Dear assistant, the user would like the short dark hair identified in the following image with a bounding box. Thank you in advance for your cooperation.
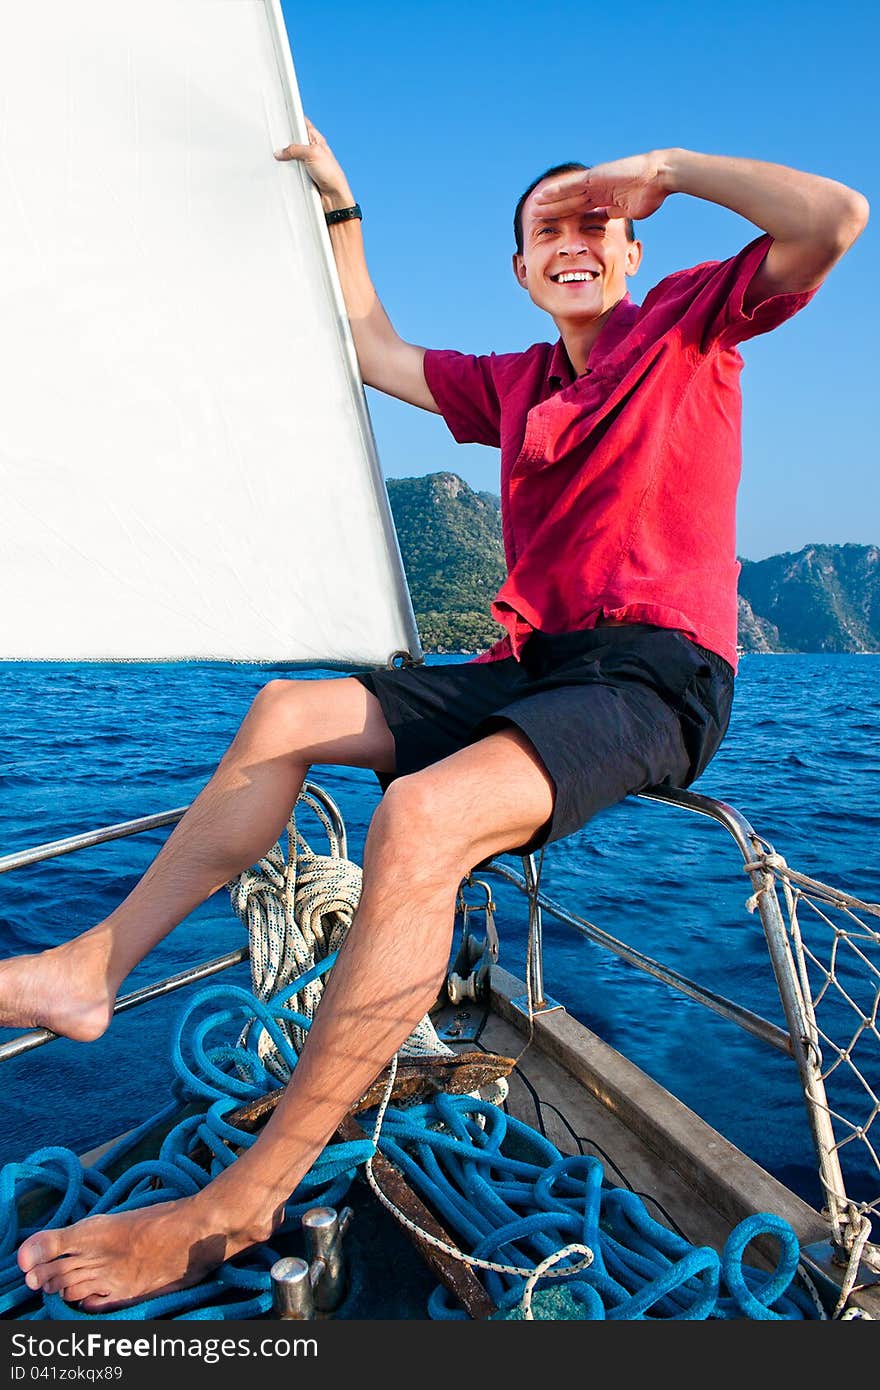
[514,162,636,254]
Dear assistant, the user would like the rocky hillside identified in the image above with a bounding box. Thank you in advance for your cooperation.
[738,545,880,653]
[736,595,781,653]
[386,473,879,655]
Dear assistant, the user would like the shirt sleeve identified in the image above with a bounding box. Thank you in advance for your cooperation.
[646,233,820,355]
[423,348,502,447]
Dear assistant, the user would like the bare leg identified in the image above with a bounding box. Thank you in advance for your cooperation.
[0,677,395,1041]
[17,726,555,1310]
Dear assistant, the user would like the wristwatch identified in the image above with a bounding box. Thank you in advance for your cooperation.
[324,204,362,226]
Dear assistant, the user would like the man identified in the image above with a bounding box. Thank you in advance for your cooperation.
[1,125,867,1309]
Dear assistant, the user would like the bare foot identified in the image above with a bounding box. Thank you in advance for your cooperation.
[17,1194,277,1312]
[0,928,117,1042]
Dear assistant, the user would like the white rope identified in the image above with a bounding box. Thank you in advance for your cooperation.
[227,792,452,1081]
[795,1262,829,1321]
[362,1055,594,1297]
[832,1212,874,1320]
[742,850,880,920]
[743,850,791,915]
[520,1244,595,1319]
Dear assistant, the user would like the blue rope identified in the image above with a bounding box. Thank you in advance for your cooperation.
[373,1094,818,1320]
[0,959,820,1321]
[0,956,371,1321]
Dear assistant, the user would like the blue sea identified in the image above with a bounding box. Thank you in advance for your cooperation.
[1,654,878,1219]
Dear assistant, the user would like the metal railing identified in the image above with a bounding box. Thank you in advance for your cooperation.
[0,782,346,1066]
[480,784,879,1271]
[2,781,877,1276]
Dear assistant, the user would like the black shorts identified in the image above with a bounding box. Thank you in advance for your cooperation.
[353,624,734,854]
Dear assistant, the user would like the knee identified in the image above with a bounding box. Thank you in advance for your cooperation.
[245,679,304,727]
[229,679,310,757]
[369,773,470,876]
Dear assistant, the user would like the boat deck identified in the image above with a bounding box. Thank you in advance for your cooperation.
[452,967,880,1317]
[6,964,878,1320]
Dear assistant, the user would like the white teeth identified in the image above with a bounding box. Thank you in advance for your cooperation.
[555,271,596,283]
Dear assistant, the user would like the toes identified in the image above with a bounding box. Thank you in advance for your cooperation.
[79,1292,123,1313]
[18,1229,71,1274]
[39,1258,90,1297]
[18,1229,87,1292]
[53,1279,100,1306]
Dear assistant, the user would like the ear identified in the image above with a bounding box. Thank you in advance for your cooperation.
[625,239,643,278]
[512,252,528,289]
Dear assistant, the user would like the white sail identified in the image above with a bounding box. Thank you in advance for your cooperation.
[0,1,421,666]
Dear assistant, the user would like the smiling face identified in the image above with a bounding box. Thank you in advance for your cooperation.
[513,181,642,325]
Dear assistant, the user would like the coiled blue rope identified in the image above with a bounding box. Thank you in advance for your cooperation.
[0,958,819,1321]
[373,1094,818,1320]
[0,954,371,1321]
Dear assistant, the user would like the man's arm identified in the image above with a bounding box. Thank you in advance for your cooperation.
[657,150,869,308]
[275,120,440,412]
[532,150,869,308]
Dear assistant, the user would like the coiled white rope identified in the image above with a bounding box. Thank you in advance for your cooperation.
[227,791,452,1081]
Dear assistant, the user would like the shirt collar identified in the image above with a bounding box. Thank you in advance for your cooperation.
[546,292,639,389]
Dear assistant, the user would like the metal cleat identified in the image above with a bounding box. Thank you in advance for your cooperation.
[271,1204,354,1318]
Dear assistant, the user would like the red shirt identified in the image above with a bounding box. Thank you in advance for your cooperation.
[422,233,817,672]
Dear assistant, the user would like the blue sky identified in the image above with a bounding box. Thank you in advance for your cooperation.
[280,0,877,561]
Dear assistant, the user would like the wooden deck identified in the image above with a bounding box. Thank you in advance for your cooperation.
[458,966,880,1316]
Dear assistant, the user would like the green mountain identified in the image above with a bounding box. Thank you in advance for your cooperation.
[387,473,879,655]
[386,473,507,653]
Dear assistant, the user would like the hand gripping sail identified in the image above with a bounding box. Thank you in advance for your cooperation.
[0,1,421,667]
